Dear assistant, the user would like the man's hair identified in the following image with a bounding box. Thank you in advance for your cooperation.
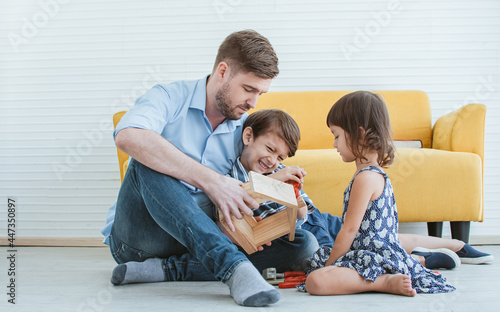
[326,91,395,167]
[243,109,300,157]
[213,30,279,79]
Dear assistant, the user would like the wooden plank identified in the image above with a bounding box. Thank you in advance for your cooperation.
[286,197,305,241]
[248,171,298,208]
[216,172,301,254]
[217,210,258,254]
[243,214,258,227]
[252,210,291,246]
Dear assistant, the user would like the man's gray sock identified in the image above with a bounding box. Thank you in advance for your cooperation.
[111,258,164,285]
[225,261,280,307]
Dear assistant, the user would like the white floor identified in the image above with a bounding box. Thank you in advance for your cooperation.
[2,245,499,312]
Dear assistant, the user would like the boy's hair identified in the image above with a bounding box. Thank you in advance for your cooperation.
[213,30,279,79]
[326,91,395,167]
[243,109,300,157]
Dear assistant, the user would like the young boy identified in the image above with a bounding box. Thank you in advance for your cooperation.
[232,109,493,269]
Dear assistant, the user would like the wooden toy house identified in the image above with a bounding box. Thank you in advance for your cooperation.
[217,171,306,254]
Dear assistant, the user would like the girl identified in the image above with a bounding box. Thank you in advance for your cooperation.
[300,91,455,296]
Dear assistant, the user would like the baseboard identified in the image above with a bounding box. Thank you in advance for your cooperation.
[0,235,498,247]
[469,235,500,245]
[0,237,106,247]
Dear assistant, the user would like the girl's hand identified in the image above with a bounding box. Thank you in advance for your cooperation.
[268,166,306,189]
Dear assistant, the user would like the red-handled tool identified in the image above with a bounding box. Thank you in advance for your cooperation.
[283,271,306,278]
[278,275,307,288]
[282,276,307,283]
[286,181,301,198]
[279,282,300,288]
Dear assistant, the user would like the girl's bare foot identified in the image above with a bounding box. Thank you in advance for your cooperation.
[382,274,417,297]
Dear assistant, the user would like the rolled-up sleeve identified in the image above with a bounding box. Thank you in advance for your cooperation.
[113,84,173,139]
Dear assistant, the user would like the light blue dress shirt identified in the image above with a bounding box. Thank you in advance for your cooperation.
[101,76,247,244]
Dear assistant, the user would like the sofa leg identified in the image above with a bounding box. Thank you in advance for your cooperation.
[450,221,470,244]
[427,222,443,238]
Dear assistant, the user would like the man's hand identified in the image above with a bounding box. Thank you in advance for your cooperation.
[115,128,260,232]
[257,241,272,251]
[268,166,306,189]
[204,175,259,232]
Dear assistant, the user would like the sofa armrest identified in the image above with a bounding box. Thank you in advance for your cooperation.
[432,104,486,164]
[122,159,129,182]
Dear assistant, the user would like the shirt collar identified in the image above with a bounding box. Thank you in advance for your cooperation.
[189,75,209,111]
[191,74,245,133]
[232,157,250,182]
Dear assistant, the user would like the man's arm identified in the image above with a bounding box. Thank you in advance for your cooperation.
[115,127,259,231]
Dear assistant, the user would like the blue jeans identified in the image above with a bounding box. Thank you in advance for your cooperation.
[109,158,318,282]
[302,209,343,248]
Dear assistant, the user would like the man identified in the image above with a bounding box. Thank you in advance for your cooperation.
[101,30,317,307]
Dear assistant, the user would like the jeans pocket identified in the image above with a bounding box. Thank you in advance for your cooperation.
[112,240,156,263]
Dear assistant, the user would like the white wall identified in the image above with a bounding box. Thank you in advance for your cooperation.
[0,0,499,243]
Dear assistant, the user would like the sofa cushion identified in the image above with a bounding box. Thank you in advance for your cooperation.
[283,148,482,223]
[255,90,432,148]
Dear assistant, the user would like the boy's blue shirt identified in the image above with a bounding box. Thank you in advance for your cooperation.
[228,157,316,228]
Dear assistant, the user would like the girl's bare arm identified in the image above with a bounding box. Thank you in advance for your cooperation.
[325,171,384,266]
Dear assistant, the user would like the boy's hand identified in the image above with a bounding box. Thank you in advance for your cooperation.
[268,166,306,189]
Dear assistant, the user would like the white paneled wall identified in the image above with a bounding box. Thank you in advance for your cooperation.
[0,0,499,242]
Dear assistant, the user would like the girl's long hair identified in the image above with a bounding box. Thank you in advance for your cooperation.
[326,91,395,167]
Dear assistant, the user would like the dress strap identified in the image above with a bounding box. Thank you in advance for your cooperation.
[354,166,387,179]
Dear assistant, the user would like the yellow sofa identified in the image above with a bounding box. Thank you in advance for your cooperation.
[113,90,486,243]
[255,90,486,243]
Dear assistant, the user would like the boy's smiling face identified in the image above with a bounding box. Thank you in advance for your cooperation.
[240,127,289,174]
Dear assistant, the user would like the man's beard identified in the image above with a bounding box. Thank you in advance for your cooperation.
[215,83,251,120]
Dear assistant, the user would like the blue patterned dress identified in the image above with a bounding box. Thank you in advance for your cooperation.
[298,166,455,293]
